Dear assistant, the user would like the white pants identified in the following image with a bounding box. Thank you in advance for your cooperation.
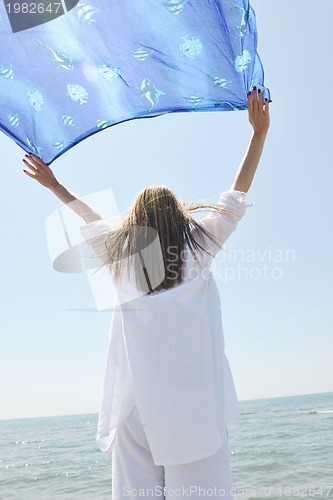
[111,405,234,500]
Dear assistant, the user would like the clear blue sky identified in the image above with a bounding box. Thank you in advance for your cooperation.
[1,0,332,420]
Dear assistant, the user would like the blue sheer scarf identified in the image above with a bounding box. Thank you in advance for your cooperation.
[0,0,271,164]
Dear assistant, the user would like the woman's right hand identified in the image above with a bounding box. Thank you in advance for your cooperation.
[22,153,59,189]
[248,87,270,136]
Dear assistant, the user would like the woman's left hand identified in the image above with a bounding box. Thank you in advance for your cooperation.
[22,153,59,189]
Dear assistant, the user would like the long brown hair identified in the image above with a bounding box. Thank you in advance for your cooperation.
[102,184,228,294]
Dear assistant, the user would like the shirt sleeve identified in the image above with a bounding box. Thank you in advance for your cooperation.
[80,219,114,264]
[195,189,254,258]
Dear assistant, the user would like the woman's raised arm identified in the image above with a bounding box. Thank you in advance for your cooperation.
[230,87,270,193]
[23,153,102,223]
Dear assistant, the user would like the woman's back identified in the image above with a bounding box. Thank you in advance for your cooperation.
[79,189,252,464]
[80,189,251,300]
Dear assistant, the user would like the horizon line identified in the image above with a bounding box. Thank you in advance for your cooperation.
[1,390,332,422]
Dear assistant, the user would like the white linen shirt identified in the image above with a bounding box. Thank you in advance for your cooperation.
[80,190,253,466]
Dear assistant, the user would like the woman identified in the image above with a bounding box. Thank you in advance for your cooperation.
[23,88,270,499]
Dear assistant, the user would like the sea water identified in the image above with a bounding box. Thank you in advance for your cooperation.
[1,392,332,499]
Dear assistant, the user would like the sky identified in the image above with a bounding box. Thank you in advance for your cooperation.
[0,0,332,420]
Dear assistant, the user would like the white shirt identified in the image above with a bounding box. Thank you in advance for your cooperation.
[80,189,253,466]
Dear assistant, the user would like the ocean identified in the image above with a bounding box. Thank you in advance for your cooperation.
[0,392,332,499]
